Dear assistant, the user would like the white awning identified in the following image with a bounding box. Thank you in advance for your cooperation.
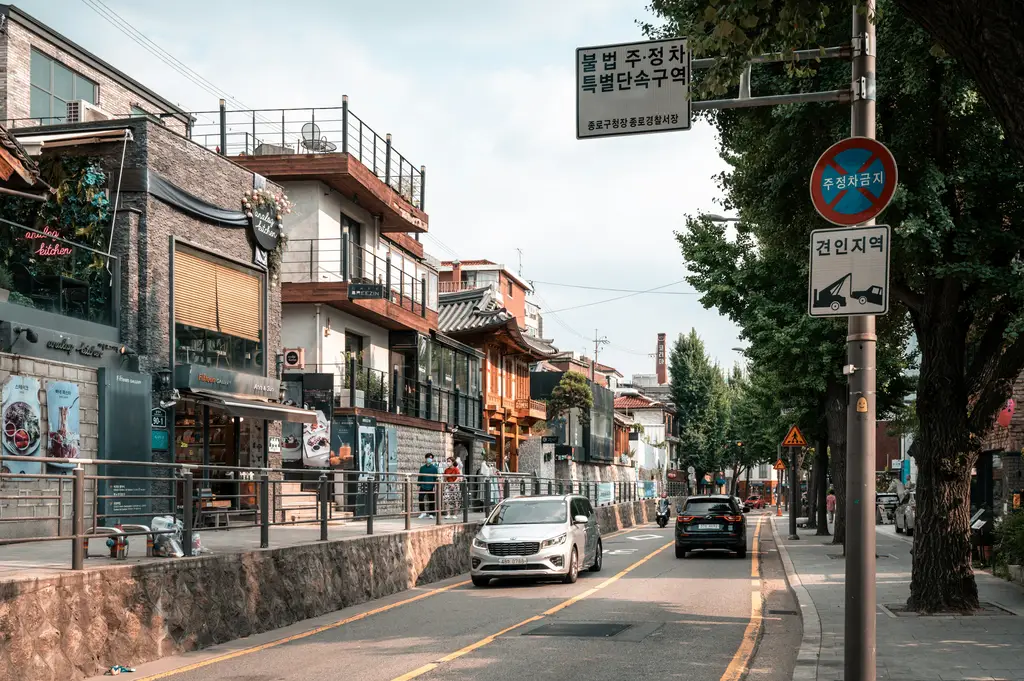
[16,128,133,155]
[186,390,317,424]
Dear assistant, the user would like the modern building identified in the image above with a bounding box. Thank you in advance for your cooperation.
[524,297,543,339]
[438,260,532,326]
[612,390,676,480]
[0,4,190,132]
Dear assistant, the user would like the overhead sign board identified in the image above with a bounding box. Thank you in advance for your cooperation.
[809,225,891,317]
[782,425,807,448]
[810,137,898,226]
[576,37,691,139]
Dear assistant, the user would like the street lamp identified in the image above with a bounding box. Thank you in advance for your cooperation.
[705,213,741,223]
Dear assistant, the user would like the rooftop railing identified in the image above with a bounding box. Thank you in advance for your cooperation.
[185,98,425,210]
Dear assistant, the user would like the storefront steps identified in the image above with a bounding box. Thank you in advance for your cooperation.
[0,496,678,681]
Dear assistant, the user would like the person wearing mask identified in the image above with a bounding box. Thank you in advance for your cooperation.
[826,489,837,524]
[418,453,439,519]
[442,456,462,519]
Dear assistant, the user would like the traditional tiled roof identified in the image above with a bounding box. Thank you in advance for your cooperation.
[614,394,655,409]
[438,287,555,360]
[0,123,47,191]
[440,259,496,267]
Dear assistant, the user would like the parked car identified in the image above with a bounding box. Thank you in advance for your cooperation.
[876,492,900,524]
[894,492,915,536]
[675,495,747,559]
[470,495,602,587]
[745,495,764,509]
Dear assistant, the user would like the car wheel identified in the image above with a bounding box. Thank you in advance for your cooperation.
[472,576,490,587]
[563,547,579,584]
[859,296,867,305]
[675,544,686,559]
[590,540,603,572]
[736,543,747,559]
[831,301,841,311]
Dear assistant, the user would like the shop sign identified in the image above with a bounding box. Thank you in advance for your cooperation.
[151,408,167,429]
[250,203,280,252]
[151,429,169,450]
[348,283,386,300]
[2,375,42,474]
[24,226,73,257]
[174,364,280,399]
[46,381,80,470]
[97,369,153,525]
[541,435,558,444]
[268,436,281,453]
[8,326,126,369]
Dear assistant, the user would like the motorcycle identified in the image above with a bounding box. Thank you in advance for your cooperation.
[656,501,671,528]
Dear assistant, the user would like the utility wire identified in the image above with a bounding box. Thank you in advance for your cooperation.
[542,280,689,314]
[529,279,696,295]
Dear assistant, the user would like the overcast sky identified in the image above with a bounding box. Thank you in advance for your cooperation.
[22,0,742,377]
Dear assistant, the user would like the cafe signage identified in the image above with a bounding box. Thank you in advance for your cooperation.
[249,203,280,252]
[174,364,280,399]
[348,283,387,300]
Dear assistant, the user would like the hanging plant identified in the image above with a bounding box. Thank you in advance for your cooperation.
[241,188,293,280]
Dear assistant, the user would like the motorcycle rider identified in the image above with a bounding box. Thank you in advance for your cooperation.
[657,492,672,515]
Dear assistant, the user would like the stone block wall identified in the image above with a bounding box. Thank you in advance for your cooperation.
[394,423,452,474]
[0,354,98,539]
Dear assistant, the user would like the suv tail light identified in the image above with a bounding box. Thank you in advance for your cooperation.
[678,515,696,523]
[725,515,743,522]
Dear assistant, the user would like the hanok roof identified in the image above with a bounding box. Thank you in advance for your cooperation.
[438,287,555,360]
[0,123,48,193]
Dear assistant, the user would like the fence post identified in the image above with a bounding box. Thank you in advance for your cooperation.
[218,99,227,156]
[385,252,392,299]
[341,95,349,153]
[319,474,329,541]
[405,475,412,530]
[71,466,85,570]
[503,478,510,500]
[426,377,433,420]
[454,387,461,428]
[435,476,442,526]
[182,471,194,557]
[421,276,427,317]
[251,111,256,154]
[420,166,427,210]
[547,480,552,496]
[398,157,405,197]
[391,367,399,414]
[260,473,269,548]
[367,476,376,535]
[462,479,469,523]
[308,239,314,280]
[349,357,357,408]
[342,231,349,281]
[384,133,392,187]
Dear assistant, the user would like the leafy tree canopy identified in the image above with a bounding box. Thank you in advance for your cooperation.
[547,372,594,426]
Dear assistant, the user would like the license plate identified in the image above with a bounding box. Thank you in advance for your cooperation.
[697,524,720,530]
[498,556,527,565]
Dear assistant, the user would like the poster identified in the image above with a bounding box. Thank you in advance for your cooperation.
[2,376,42,475]
[46,381,81,472]
[301,374,333,469]
[280,376,303,462]
[331,415,356,470]
[357,416,376,480]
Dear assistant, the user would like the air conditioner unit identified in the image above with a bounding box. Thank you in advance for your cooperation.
[283,348,306,369]
[66,100,115,123]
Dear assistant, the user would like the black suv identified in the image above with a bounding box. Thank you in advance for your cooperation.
[675,495,747,559]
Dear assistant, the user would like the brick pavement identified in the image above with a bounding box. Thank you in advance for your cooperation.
[773,514,1024,681]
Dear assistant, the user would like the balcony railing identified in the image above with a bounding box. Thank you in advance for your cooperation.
[516,398,548,420]
[0,219,119,327]
[281,236,438,313]
[183,100,425,210]
[439,280,498,294]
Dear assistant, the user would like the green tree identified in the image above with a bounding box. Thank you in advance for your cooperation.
[547,371,594,426]
[648,0,1024,611]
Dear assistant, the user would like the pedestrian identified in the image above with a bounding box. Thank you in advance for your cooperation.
[443,456,461,519]
[417,453,439,519]
[826,488,836,524]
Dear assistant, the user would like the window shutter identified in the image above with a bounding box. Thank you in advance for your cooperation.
[215,265,262,342]
[174,251,219,333]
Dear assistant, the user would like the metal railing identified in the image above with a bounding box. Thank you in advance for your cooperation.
[0,454,677,571]
[281,235,436,313]
[439,280,497,294]
[183,100,425,210]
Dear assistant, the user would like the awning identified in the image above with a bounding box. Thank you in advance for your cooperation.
[186,390,317,424]
[452,426,496,444]
[16,128,133,155]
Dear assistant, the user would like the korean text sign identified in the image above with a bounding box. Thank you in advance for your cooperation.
[808,225,891,317]
[576,37,691,139]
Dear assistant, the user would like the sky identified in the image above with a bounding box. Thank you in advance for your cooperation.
[19,0,743,377]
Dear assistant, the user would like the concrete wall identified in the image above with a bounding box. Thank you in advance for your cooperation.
[0,496,677,681]
[280,303,391,374]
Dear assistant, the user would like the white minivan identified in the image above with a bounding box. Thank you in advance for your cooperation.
[470,495,602,587]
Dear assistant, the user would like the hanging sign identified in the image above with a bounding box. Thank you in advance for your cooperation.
[810,137,898,226]
[249,203,280,251]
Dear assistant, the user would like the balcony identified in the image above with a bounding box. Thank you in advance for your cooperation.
[516,398,547,421]
[281,236,438,334]
[184,101,427,233]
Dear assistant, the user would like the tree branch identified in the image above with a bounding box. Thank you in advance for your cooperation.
[891,281,924,315]
[968,332,1024,435]
[965,309,1012,397]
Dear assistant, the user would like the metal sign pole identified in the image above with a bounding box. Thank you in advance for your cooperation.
[789,445,800,540]
[846,3,878,680]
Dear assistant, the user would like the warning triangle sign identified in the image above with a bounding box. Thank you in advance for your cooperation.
[782,425,807,448]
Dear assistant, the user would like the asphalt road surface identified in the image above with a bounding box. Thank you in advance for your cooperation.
[109,513,799,681]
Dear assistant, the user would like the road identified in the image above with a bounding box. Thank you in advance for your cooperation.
[108,513,800,681]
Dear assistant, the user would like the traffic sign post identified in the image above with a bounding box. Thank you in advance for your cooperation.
[773,458,787,517]
[782,425,805,540]
[575,38,691,139]
[809,225,891,317]
[810,137,897,226]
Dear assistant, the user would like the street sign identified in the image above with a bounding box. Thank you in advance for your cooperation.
[773,459,787,471]
[575,37,691,140]
[809,136,898,226]
[782,425,807,448]
[541,435,559,444]
[151,408,167,429]
[809,224,891,317]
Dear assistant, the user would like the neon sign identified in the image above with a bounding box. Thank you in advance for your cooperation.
[24,227,73,257]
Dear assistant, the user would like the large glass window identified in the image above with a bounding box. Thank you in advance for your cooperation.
[30,49,97,122]
[455,354,468,393]
[175,324,262,374]
[441,347,454,389]
[469,356,481,396]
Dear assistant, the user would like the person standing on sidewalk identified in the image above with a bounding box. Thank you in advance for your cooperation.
[442,456,461,519]
[417,453,439,519]
[826,489,836,524]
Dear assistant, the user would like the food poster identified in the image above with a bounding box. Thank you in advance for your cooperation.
[2,376,42,475]
[280,376,303,462]
[357,416,377,480]
[46,381,80,472]
[330,415,356,470]
[301,374,333,469]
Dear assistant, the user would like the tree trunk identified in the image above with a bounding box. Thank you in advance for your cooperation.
[907,303,979,613]
[815,437,831,536]
[806,450,819,529]
[825,379,847,546]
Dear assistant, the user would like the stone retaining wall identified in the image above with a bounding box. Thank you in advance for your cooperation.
[0,496,678,681]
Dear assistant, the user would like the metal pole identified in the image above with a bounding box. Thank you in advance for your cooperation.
[384,133,392,187]
[320,474,329,541]
[435,475,442,526]
[420,165,427,210]
[182,471,194,557]
[462,478,469,523]
[341,95,349,153]
[846,4,877,680]
[405,475,412,531]
[789,446,800,540]
[71,466,85,570]
[260,473,270,548]
[367,476,376,535]
[218,99,227,156]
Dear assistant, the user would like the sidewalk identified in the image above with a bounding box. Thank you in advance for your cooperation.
[773,515,1024,681]
[0,512,488,582]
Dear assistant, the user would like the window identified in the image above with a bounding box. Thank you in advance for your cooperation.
[507,281,514,297]
[345,332,365,366]
[30,49,97,122]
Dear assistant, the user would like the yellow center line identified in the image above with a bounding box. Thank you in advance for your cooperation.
[719,514,765,681]
[388,539,675,681]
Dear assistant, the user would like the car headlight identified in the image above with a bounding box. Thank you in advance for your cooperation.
[541,533,567,549]
[472,536,488,550]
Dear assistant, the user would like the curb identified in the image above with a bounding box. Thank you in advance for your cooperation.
[770,516,822,681]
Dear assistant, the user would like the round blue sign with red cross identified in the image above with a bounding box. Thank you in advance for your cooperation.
[810,137,898,226]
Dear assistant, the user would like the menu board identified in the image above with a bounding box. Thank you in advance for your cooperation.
[2,376,42,475]
[301,373,333,469]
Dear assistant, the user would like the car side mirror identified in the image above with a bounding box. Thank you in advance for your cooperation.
[574,515,588,524]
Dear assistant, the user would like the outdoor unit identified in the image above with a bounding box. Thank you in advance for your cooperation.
[283,348,306,369]
[66,100,115,123]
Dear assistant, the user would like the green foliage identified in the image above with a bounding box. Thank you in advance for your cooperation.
[548,372,594,426]
[670,329,733,474]
[995,512,1024,567]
